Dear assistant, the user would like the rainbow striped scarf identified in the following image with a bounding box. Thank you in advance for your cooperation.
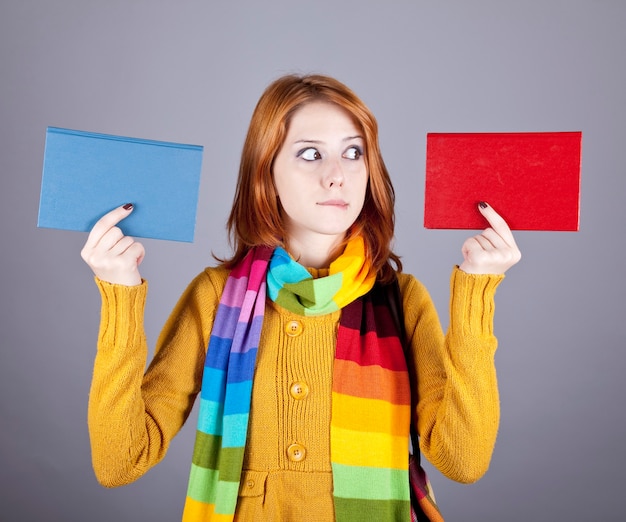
[183,237,412,521]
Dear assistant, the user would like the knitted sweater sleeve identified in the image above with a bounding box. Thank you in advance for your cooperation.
[398,267,505,484]
[88,269,225,487]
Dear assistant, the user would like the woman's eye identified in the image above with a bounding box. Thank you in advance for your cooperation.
[299,148,321,161]
[343,146,362,160]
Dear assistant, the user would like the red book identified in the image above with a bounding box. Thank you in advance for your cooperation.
[424,131,582,231]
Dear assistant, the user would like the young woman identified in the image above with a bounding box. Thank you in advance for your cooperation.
[81,74,521,521]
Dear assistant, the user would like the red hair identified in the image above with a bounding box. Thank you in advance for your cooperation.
[221,74,402,282]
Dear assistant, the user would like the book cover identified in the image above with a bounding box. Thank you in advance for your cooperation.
[424,131,582,231]
[38,127,204,242]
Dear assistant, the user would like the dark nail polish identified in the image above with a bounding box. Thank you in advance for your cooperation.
[479,201,488,209]
[123,203,133,211]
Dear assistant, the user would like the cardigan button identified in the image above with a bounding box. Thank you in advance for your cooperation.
[289,381,310,400]
[286,443,306,462]
[285,320,303,337]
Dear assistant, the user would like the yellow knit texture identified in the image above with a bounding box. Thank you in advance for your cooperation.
[88,267,503,518]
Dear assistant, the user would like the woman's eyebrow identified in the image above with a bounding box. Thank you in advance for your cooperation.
[293,135,364,145]
[293,139,323,145]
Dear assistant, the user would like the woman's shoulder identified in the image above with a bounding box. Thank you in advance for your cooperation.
[177,265,231,302]
[396,271,428,295]
[201,264,230,282]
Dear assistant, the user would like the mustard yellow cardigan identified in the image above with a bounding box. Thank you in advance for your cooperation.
[88,266,503,519]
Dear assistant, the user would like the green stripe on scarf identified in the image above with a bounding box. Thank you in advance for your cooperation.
[334,498,411,520]
[332,463,411,499]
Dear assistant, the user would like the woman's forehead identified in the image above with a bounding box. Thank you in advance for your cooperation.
[285,101,362,139]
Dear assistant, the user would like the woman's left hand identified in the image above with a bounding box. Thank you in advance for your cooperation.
[458,202,522,275]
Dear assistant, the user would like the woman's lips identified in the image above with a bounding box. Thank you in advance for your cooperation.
[317,200,348,208]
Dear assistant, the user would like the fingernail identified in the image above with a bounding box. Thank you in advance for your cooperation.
[123,203,133,211]
[479,201,488,209]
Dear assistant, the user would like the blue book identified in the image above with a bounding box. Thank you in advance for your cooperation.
[38,127,204,242]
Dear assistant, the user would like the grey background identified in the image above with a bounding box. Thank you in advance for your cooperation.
[1,1,624,521]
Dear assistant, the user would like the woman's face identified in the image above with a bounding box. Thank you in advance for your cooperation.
[272,101,368,251]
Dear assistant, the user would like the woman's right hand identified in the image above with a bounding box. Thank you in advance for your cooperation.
[80,204,145,286]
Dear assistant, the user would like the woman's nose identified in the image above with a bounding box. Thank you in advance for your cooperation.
[323,159,344,188]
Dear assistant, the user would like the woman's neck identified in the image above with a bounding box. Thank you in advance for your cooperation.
[284,233,345,268]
